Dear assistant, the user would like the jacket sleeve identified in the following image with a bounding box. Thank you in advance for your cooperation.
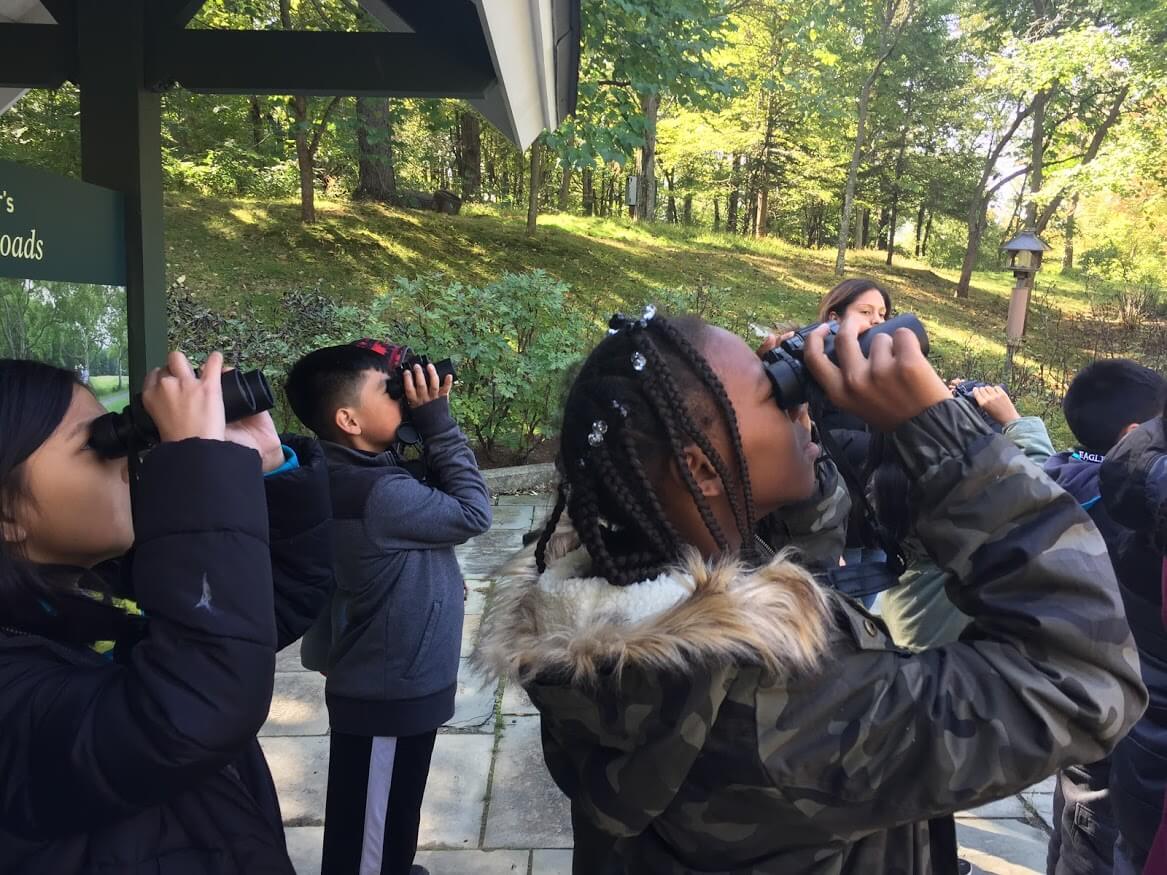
[764,399,1147,835]
[266,434,334,651]
[757,458,850,570]
[1002,415,1056,466]
[1100,415,1167,554]
[0,440,276,838]
[364,397,492,549]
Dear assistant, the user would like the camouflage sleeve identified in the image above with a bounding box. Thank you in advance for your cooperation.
[529,665,736,839]
[756,457,850,570]
[764,399,1147,833]
[1002,415,1055,466]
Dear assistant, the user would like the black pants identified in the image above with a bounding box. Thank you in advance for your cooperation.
[1047,765,1118,875]
[321,730,438,875]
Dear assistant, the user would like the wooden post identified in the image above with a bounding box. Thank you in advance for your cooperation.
[78,0,166,389]
[1003,275,1032,386]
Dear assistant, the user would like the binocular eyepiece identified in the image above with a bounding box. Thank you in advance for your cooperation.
[88,369,275,459]
[761,313,930,409]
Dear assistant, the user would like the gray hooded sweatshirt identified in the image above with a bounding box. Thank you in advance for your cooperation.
[312,397,491,736]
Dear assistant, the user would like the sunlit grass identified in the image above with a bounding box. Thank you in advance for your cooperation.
[165,194,1153,450]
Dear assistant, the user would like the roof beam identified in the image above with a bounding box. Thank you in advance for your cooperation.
[37,0,75,28]
[163,0,208,27]
[0,24,73,88]
[160,29,495,98]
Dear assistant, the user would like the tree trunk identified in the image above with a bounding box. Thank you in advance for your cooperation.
[515,151,524,204]
[713,196,721,231]
[459,112,482,201]
[355,97,397,201]
[885,136,908,266]
[835,69,879,275]
[636,92,660,221]
[249,96,264,150]
[526,139,542,236]
[957,195,988,298]
[665,168,678,223]
[582,167,595,215]
[876,206,890,250]
[727,153,741,232]
[860,208,871,248]
[755,187,769,237]
[1063,193,1079,269]
[1026,90,1048,228]
[755,94,777,239]
[914,202,926,256]
[558,164,572,211]
[1035,85,1128,233]
[683,194,693,226]
[922,210,932,256]
[292,95,315,223]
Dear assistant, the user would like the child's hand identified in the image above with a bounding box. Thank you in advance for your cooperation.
[226,410,285,472]
[972,385,1021,426]
[142,351,227,443]
[403,362,453,408]
[803,316,950,431]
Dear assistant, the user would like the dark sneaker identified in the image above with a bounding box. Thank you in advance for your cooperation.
[409,867,430,875]
[958,858,973,875]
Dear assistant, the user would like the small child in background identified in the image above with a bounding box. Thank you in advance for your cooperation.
[1043,359,1167,875]
[286,341,492,875]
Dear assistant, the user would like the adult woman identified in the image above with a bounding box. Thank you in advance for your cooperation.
[0,353,333,874]
[816,279,893,582]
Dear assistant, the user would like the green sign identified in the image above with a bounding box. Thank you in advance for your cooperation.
[0,160,126,286]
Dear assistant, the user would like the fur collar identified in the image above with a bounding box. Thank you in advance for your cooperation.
[473,528,836,687]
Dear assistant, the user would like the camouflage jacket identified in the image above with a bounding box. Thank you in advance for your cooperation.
[755,456,851,571]
[474,399,1147,874]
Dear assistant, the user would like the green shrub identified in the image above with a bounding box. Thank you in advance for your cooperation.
[378,270,594,461]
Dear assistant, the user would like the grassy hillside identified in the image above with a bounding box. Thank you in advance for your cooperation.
[166,194,1162,449]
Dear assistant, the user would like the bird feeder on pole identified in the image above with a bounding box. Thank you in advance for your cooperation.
[1000,228,1051,385]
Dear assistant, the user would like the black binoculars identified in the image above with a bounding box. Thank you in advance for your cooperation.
[761,313,930,409]
[385,352,457,401]
[88,369,275,459]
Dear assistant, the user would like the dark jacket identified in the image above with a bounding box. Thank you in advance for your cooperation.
[475,400,1147,874]
[1097,417,1167,872]
[819,402,873,550]
[0,435,334,875]
[313,397,492,737]
[1044,448,1139,875]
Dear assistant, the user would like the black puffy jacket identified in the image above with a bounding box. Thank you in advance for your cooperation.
[1099,416,1167,869]
[0,435,333,875]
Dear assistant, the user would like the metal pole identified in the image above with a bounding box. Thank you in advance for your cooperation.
[77,0,167,390]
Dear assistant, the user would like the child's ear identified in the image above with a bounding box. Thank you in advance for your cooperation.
[680,445,724,498]
[334,407,362,437]
[1117,422,1141,442]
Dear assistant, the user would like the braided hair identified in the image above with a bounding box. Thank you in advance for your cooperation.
[535,311,757,587]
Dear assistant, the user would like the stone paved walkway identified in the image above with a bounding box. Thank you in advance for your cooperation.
[265,493,1057,875]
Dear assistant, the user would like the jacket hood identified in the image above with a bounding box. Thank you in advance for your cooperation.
[1044,450,1103,506]
[473,521,835,692]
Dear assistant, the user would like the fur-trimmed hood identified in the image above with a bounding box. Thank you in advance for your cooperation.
[472,526,836,689]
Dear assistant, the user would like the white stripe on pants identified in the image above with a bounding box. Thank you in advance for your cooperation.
[359,736,398,875]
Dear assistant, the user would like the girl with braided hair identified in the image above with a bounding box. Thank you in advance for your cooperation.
[474,309,1146,875]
